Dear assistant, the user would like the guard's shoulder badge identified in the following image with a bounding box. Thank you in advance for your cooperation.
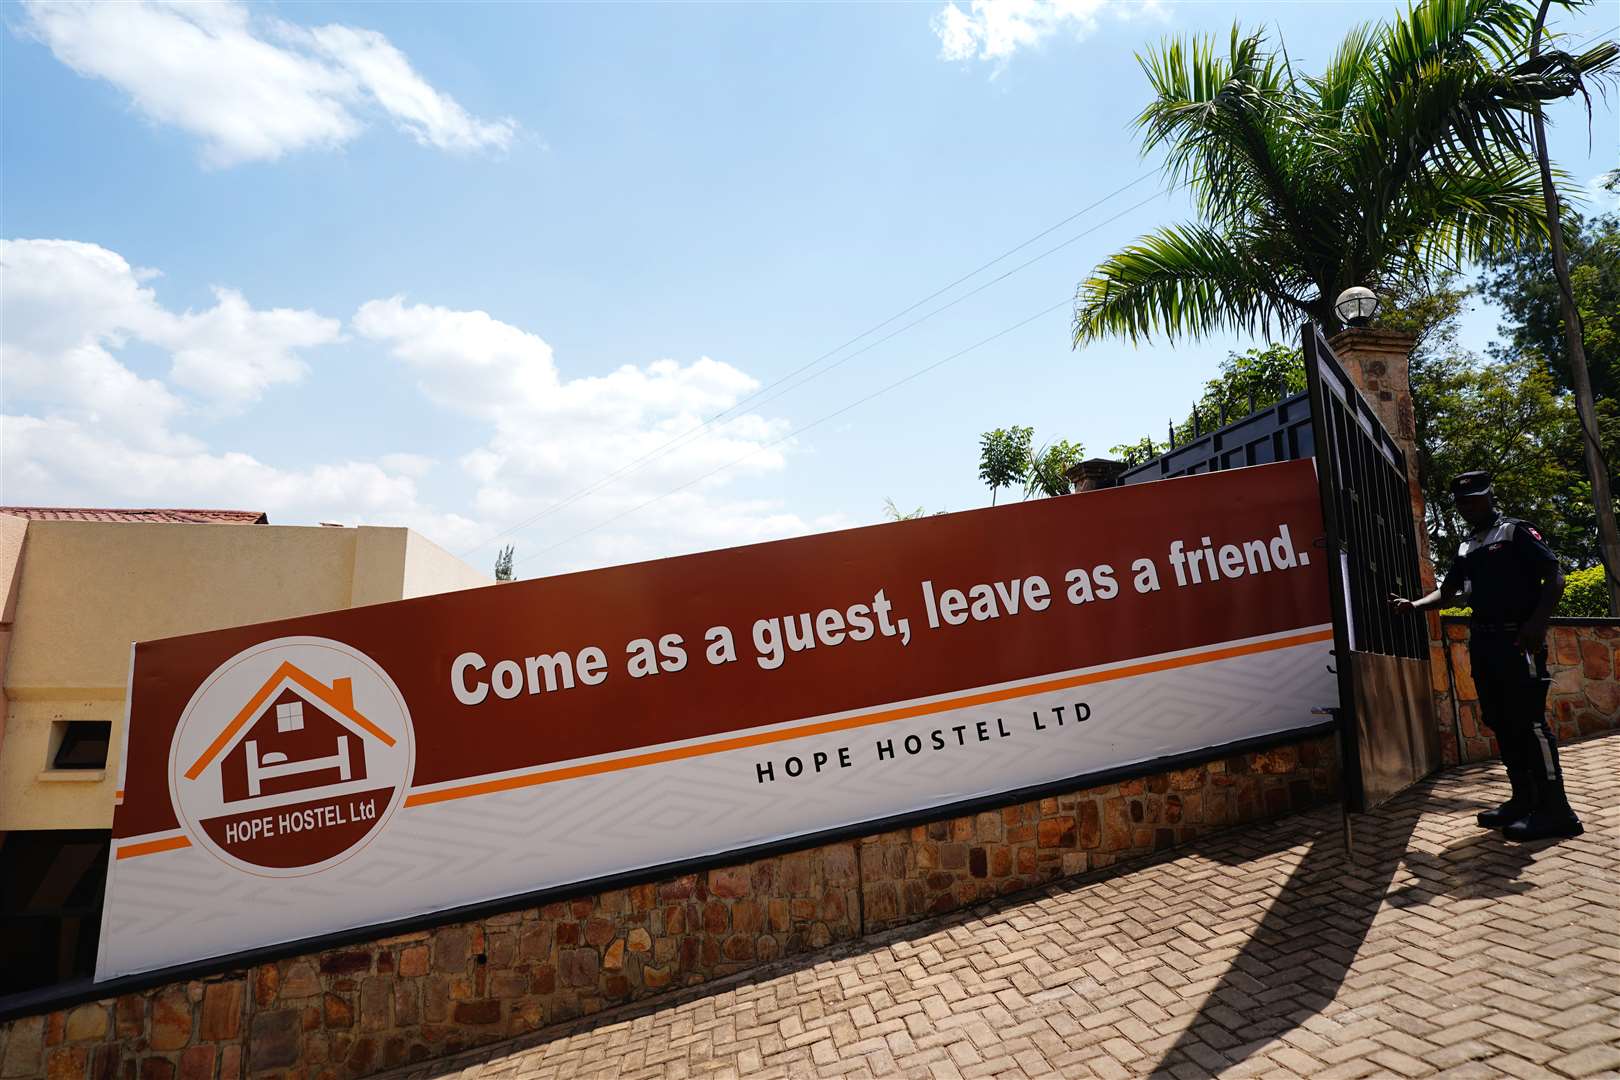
[1507,517,1544,540]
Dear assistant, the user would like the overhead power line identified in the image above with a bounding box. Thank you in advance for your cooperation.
[455,172,1161,559]
[490,17,1620,570]
[518,190,1168,563]
[690,188,1167,432]
[517,296,1075,567]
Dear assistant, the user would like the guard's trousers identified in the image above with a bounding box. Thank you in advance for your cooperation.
[1470,628,1571,813]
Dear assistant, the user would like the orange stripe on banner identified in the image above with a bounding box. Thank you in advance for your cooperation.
[404,629,1333,809]
[116,835,192,860]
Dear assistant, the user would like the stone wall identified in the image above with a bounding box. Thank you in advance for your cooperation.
[858,740,1334,930]
[1432,617,1620,765]
[0,735,1335,1080]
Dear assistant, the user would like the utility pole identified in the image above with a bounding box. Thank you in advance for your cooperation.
[1528,0,1620,614]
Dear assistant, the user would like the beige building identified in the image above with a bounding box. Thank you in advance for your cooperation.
[0,508,490,994]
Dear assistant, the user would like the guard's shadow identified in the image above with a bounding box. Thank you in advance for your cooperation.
[1148,782,1496,1077]
[1386,829,1536,907]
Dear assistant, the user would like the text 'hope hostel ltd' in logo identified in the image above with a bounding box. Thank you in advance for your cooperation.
[168,637,415,876]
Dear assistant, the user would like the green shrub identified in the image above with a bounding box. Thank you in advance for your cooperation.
[1559,565,1610,618]
[1429,564,1609,619]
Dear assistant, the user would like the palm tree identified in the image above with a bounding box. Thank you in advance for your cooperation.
[1073,0,1618,344]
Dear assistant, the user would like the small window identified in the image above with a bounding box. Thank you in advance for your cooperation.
[52,722,112,770]
[276,702,305,733]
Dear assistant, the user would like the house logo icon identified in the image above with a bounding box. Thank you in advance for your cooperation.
[168,636,414,876]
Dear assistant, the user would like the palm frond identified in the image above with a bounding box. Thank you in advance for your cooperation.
[1133,27,1329,242]
[1075,0,1619,349]
[1380,0,1532,77]
[1400,155,1553,267]
[1072,225,1312,345]
[1307,22,1378,122]
[1349,1,1617,192]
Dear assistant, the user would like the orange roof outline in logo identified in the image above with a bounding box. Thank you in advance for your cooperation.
[183,661,396,781]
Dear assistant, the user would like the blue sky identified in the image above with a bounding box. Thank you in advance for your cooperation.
[3,0,1617,579]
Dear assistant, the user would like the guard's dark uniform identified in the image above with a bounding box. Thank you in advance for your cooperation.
[1443,513,1578,831]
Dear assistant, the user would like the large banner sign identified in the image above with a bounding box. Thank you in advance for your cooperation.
[100,460,1335,980]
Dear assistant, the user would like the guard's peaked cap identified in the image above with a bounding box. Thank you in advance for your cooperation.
[1449,471,1493,499]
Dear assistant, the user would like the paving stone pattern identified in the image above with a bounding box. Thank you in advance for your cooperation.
[387,734,1620,1080]
[0,738,1337,1080]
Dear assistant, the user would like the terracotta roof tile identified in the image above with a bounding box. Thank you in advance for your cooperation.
[0,507,268,524]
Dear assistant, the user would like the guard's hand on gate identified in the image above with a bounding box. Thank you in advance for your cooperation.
[1388,593,1415,613]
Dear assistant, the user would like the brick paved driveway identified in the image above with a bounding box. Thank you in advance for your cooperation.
[392,735,1620,1079]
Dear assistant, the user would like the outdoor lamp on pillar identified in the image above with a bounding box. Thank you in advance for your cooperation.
[1334,286,1380,327]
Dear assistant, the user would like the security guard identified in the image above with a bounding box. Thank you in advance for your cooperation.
[1390,471,1582,841]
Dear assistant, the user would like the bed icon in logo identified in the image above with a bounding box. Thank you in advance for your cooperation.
[218,669,375,802]
[168,637,414,876]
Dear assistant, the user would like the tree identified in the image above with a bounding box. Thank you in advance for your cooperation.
[1109,343,1304,461]
[1481,211,1619,402]
[1482,210,1620,608]
[494,544,515,582]
[1522,1,1620,614]
[1108,436,1165,468]
[1359,271,1618,573]
[1559,565,1609,615]
[1387,273,1617,570]
[1178,343,1304,442]
[882,497,927,521]
[1072,0,1619,346]
[1410,348,1597,567]
[882,498,948,520]
[1026,440,1086,498]
[1379,272,1474,358]
[978,426,1034,505]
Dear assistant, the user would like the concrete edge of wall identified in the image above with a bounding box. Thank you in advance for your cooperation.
[0,732,1339,1080]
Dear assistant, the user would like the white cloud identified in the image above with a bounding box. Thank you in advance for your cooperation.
[165,287,341,408]
[2,412,486,547]
[2,240,840,576]
[0,238,339,415]
[303,24,515,154]
[352,297,820,572]
[378,453,437,478]
[1587,172,1620,213]
[20,0,515,166]
[352,297,791,487]
[0,239,480,543]
[0,239,186,446]
[932,0,1164,66]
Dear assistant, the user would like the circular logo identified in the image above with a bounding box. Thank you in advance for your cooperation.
[168,636,414,877]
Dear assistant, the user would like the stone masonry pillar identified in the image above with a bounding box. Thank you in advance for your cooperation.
[1329,327,1456,766]
[1326,327,1435,592]
[1064,458,1126,494]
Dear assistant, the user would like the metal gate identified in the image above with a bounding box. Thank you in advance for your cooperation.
[1302,325,1439,812]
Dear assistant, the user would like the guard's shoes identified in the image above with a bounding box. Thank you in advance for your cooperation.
[1503,810,1584,842]
[1477,800,1530,829]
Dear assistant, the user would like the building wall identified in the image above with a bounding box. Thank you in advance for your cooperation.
[0,734,1336,1080]
[0,519,488,834]
[1431,616,1620,765]
[400,533,495,601]
[0,515,31,786]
